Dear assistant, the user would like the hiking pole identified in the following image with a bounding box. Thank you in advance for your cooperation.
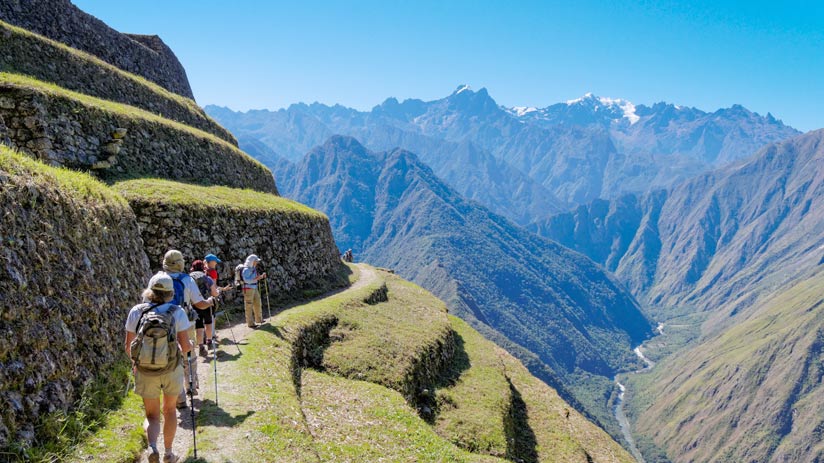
[219,293,242,354]
[187,352,198,459]
[211,299,219,406]
[263,277,272,320]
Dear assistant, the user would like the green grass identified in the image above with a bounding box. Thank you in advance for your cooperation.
[11,362,140,463]
[300,370,500,462]
[321,277,454,396]
[0,145,127,207]
[114,178,325,217]
[0,72,267,174]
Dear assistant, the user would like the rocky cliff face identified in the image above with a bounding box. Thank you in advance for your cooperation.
[0,0,194,98]
[0,147,149,449]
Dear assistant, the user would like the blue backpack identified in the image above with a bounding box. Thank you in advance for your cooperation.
[170,273,197,322]
[170,274,187,307]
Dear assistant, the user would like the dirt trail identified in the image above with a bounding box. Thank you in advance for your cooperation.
[142,263,376,462]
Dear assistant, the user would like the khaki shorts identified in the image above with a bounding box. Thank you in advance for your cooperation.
[134,363,184,399]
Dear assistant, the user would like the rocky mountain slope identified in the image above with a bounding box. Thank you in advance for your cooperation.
[535,128,824,462]
[533,129,824,322]
[207,86,798,224]
[274,135,655,435]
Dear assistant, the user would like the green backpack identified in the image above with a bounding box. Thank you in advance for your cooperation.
[129,303,180,376]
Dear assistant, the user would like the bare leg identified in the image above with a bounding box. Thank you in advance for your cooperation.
[161,393,178,451]
[143,397,161,448]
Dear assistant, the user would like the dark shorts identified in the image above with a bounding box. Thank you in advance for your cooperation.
[195,307,213,328]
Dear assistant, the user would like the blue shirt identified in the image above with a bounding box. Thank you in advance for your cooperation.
[242,266,258,289]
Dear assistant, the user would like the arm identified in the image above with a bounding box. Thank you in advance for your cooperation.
[124,331,135,357]
[209,278,220,298]
[177,331,192,355]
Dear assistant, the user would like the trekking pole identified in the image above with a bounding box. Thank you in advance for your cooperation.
[187,352,198,459]
[211,299,219,406]
[264,277,272,320]
[219,292,242,354]
[124,371,132,398]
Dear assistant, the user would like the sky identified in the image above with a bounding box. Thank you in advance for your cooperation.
[73,0,824,131]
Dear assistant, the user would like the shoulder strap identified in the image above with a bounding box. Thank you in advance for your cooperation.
[135,302,164,331]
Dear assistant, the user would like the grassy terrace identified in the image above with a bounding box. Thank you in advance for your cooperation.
[0,20,235,144]
[115,178,324,217]
[0,145,126,206]
[0,72,268,175]
[61,266,633,462]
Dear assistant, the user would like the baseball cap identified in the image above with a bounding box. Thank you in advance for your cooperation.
[204,253,222,263]
[148,271,173,292]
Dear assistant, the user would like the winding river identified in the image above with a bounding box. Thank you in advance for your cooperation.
[614,329,660,463]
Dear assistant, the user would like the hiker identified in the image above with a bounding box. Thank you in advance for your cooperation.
[240,254,267,328]
[343,249,354,263]
[125,272,191,463]
[204,253,233,292]
[162,250,215,408]
[190,260,220,357]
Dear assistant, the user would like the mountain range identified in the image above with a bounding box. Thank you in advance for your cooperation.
[210,85,823,462]
[207,86,798,226]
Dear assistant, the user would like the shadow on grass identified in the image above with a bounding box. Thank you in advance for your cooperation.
[197,398,255,428]
[504,378,539,463]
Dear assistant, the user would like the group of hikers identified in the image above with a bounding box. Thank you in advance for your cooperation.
[124,250,268,463]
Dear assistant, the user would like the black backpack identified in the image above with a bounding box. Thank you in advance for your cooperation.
[190,271,210,300]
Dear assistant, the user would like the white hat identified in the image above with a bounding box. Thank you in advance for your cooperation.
[148,271,173,292]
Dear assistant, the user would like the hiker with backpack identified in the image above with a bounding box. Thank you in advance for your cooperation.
[190,260,220,357]
[162,250,215,409]
[125,272,191,463]
[204,253,233,292]
[238,254,267,328]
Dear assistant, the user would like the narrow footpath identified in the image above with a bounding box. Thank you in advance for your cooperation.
[158,264,377,462]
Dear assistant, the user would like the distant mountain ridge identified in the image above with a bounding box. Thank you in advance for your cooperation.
[274,135,655,437]
[534,128,824,462]
[207,86,798,224]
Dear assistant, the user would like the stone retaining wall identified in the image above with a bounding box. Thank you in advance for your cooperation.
[0,0,194,98]
[0,83,277,193]
[0,148,149,448]
[118,182,343,300]
[0,21,237,144]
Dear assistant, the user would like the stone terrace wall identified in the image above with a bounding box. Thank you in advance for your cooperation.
[0,148,149,448]
[0,0,194,98]
[0,21,237,144]
[0,83,277,194]
[117,180,344,300]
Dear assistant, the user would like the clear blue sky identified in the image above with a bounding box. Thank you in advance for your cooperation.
[74,0,823,131]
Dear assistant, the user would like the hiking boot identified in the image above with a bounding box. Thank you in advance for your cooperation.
[199,344,208,357]
[176,401,188,409]
[163,453,180,463]
[147,450,160,463]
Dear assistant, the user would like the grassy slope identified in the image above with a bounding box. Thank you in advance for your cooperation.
[0,19,234,143]
[115,178,323,217]
[0,145,126,206]
[0,72,267,174]
[627,268,824,463]
[64,266,633,462]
